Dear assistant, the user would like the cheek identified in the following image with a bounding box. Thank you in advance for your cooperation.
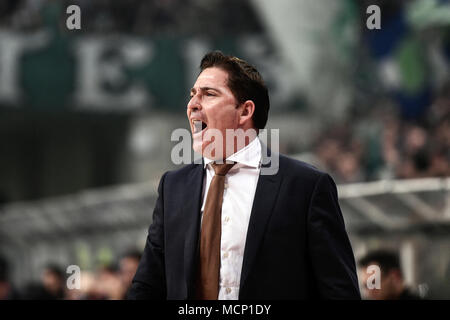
[210,110,238,128]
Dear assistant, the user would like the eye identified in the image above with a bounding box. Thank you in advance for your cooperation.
[205,91,216,96]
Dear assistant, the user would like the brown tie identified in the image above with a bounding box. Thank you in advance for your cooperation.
[196,162,235,300]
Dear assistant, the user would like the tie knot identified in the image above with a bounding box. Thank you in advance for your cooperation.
[211,162,235,176]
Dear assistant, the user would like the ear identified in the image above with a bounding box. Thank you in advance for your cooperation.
[239,100,255,126]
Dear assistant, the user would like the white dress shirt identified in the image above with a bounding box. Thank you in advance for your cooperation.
[201,137,262,300]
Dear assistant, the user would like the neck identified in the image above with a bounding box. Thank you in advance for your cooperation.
[224,132,257,159]
[201,127,258,161]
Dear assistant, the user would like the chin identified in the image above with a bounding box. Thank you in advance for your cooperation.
[196,141,225,160]
[192,140,203,155]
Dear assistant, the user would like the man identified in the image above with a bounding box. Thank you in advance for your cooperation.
[358,249,422,300]
[41,264,66,299]
[118,250,142,299]
[0,255,20,300]
[128,51,360,300]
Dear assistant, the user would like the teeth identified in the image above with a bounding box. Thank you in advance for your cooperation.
[193,120,202,133]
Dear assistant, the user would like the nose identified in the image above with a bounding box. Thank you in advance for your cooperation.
[187,94,201,112]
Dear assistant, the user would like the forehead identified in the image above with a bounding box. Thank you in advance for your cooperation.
[193,67,229,88]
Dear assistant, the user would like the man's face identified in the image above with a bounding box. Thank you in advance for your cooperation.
[359,264,398,300]
[187,67,242,159]
[42,270,62,294]
[119,257,139,288]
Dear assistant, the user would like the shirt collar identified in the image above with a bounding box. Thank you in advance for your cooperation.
[203,137,262,169]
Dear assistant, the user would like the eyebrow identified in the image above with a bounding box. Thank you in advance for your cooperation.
[190,87,222,95]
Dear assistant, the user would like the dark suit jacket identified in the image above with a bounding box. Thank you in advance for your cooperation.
[128,151,361,300]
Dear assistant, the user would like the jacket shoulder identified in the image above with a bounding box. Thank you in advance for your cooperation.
[165,163,200,177]
[161,163,203,186]
[278,153,328,180]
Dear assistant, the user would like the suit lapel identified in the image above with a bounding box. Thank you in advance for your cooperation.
[182,163,205,298]
[239,147,282,294]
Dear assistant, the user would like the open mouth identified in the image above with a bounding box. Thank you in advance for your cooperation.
[192,120,207,134]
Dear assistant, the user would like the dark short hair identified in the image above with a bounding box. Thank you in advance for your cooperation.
[199,51,270,129]
[359,249,402,276]
[44,264,64,279]
[121,250,142,262]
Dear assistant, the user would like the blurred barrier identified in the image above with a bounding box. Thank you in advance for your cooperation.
[0,180,158,287]
[338,177,450,298]
[338,177,450,232]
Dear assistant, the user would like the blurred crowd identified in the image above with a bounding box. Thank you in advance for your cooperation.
[1,248,426,300]
[0,0,262,36]
[312,85,450,184]
[0,250,141,300]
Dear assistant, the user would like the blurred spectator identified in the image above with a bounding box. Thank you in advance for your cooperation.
[358,249,422,300]
[335,151,364,183]
[119,250,141,299]
[314,124,366,183]
[20,263,67,299]
[84,264,123,300]
[0,255,20,300]
[21,282,55,300]
[64,270,95,300]
[41,264,66,299]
